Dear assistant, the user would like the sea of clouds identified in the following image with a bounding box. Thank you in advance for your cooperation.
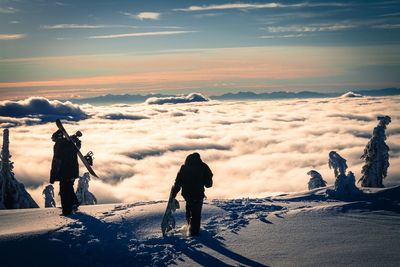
[1,95,399,207]
[0,97,88,127]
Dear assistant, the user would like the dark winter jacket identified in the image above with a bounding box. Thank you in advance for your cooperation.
[50,137,80,183]
[171,153,213,200]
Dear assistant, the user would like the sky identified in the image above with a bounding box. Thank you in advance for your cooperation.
[1,0,400,99]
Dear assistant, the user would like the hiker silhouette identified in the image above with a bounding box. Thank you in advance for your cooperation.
[171,152,213,236]
[50,127,81,215]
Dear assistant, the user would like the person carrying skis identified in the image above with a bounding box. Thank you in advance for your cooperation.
[171,152,213,236]
[50,128,81,215]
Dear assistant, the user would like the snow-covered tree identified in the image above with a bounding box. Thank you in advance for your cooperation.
[0,129,38,209]
[359,116,391,188]
[328,151,359,198]
[42,184,56,208]
[328,151,347,178]
[307,170,327,190]
[76,172,97,205]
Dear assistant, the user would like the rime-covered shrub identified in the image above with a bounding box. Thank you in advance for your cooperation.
[327,151,360,198]
[359,116,391,187]
[76,172,97,205]
[42,184,56,208]
[307,170,327,190]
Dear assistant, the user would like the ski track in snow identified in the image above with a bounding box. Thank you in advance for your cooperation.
[209,198,285,234]
[45,198,286,266]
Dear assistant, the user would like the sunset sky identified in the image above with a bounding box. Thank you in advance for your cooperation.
[1,0,400,100]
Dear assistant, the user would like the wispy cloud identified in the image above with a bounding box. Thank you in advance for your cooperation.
[0,34,26,40]
[372,24,400,29]
[136,12,161,20]
[0,7,17,14]
[55,37,71,41]
[121,11,161,20]
[174,2,349,11]
[378,12,400,17]
[194,12,227,18]
[259,33,313,38]
[88,30,195,39]
[55,2,68,6]
[41,24,182,30]
[41,24,110,29]
[175,3,296,11]
[266,24,356,33]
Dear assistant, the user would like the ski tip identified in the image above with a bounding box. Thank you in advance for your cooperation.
[55,119,62,127]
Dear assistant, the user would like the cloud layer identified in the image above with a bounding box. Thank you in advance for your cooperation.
[0,97,88,127]
[3,96,399,207]
[99,112,149,121]
[145,93,209,105]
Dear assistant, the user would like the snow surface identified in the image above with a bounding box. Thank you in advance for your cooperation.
[1,187,399,266]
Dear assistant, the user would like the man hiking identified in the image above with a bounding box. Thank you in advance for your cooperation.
[50,128,81,216]
[171,152,213,236]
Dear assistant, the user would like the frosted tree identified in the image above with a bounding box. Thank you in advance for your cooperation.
[359,116,391,187]
[328,151,359,198]
[76,172,97,205]
[307,170,327,190]
[0,129,39,209]
[328,151,347,178]
[42,184,56,208]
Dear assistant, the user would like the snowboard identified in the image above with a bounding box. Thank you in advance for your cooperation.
[55,119,99,178]
[161,186,180,236]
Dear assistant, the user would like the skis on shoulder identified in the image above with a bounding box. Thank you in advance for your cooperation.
[55,119,99,178]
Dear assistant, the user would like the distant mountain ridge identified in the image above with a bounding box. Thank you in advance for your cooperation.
[70,88,400,104]
[211,88,400,100]
[355,87,400,96]
[211,90,335,100]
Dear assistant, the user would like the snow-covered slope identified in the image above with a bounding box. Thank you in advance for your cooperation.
[1,187,399,267]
